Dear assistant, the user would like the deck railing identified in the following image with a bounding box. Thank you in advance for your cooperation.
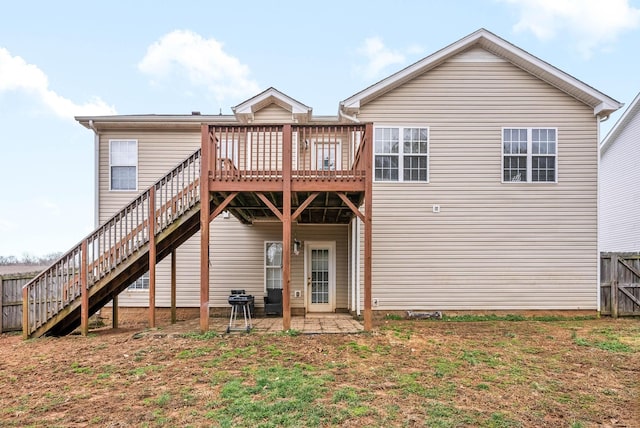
[209,124,368,181]
[22,149,201,337]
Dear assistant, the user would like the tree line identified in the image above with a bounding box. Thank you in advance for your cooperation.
[0,252,62,266]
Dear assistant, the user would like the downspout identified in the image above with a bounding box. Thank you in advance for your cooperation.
[350,219,356,312]
[88,120,99,228]
[596,113,604,316]
[339,108,360,123]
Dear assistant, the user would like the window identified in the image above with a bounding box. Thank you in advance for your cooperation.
[127,271,149,291]
[374,127,428,182]
[110,140,137,190]
[312,140,342,171]
[265,242,282,290]
[503,128,557,182]
[217,137,239,170]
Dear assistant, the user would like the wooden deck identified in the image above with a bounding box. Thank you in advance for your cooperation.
[22,123,373,338]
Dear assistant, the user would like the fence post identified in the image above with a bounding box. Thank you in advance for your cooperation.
[0,276,4,334]
[22,280,28,339]
[611,253,618,319]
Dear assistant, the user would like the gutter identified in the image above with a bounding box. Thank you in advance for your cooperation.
[88,120,99,228]
[338,108,360,123]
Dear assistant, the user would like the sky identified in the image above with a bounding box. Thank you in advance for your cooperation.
[1,0,639,258]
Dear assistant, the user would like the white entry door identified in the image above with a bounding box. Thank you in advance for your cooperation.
[305,241,336,312]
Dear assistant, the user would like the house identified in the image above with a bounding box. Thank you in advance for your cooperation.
[599,91,640,252]
[22,29,622,338]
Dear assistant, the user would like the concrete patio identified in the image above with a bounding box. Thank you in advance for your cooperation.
[137,313,365,336]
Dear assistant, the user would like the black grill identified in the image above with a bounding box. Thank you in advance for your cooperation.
[226,290,254,333]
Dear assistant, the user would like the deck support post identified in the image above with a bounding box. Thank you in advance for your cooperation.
[80,239,89,336]
[363,123,373,331]
[282,124,292,330]
[148,186,156,328]
[171,249,177,324]
[200,124,211,332]
[112,295,118,328]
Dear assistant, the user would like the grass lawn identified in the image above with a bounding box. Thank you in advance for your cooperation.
[1,316,638,427]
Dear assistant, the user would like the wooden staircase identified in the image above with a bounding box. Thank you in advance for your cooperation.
[22,149,203,338]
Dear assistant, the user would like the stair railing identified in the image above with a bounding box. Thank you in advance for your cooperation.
[23,149,201,337]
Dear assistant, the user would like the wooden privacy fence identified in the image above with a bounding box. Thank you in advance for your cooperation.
[1,272,39,332]
[600,252,640,317]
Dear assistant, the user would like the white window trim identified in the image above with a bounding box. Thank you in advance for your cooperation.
[311,138,342,171]
[264,241,283,292]
[501,127,558,184]
[109,139,138,191]
[373,125,430,183]
[126,271,149,292]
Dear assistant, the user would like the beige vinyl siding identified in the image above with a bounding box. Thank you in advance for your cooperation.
[98,130,201,224]
[357,52,598,310]
[209,221,348,310]
[253,104,294,123]
[108,214,349,309]
[98,125,353,310]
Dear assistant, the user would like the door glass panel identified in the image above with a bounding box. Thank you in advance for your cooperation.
[311,249,329,304]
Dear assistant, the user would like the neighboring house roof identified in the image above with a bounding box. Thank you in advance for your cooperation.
[600,91,640,156]
[341,28,622,118]
[232,87,312,123]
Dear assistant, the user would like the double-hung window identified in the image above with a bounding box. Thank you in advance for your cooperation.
[503,128,557,182]
[110,140,138,190]
[265,242,283,290]
[374,127,428,182]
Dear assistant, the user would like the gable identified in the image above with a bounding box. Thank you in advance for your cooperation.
[341,29,621,118]
[356,50,593,125]
[252,103,296,123]
[232,87,312,123]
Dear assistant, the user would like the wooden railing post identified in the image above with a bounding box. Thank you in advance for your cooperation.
[363,122,373,331]
[200,124,211,333]
[80,239,89,336]
[611,253,618,319]
[149,186,156,328]
[282,124,292,330]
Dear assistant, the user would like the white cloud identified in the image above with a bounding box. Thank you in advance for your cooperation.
[355,37,407,80]
[138,30,260,103]
[0,47,116,119]
[502,0,640,57]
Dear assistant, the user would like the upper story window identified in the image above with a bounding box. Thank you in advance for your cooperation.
[374,127,429,182]
[110,140,138,191]
[503,128,557,183]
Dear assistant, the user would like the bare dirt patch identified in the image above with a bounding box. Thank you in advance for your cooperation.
[1,318,638,427]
